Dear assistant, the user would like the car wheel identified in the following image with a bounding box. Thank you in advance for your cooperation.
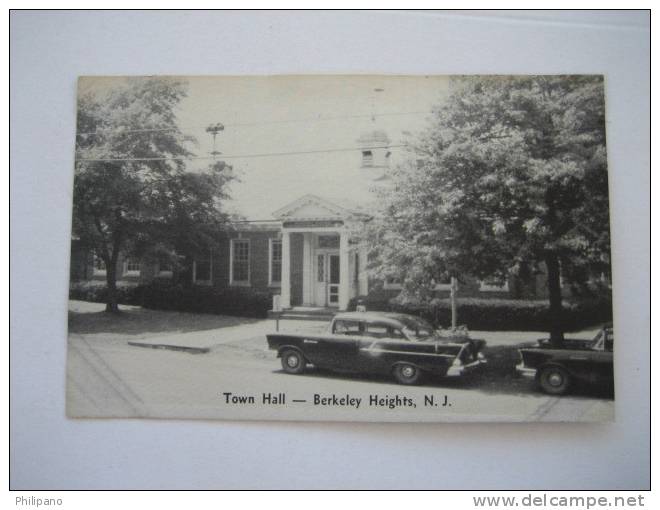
[538,365,571,395]
[393,363,422,385]
[280,349,305,374]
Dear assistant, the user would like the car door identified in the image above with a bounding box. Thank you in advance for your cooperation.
[355,322,393,372]
[303,319,361,369]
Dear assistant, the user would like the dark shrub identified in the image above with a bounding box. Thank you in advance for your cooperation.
[140,282,272,318]
[69,281,272,319]
[69,281,143,305]
[348,294,612,332]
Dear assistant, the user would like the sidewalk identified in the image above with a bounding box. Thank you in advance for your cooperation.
[127,319,326,353]
[68,300,600,353]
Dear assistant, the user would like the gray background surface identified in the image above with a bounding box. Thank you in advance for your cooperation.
[10,10,650,489]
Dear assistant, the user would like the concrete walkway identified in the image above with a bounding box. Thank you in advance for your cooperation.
[68,300,601,352]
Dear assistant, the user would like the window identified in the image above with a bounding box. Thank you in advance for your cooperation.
[383,277,402,290]
[361,150,373,167]
[93,252,106,275]
[194,250,212,284]
[332,320,362,335]
[432,277,453,291]
[269,239,282,286]
[354,253,360,285]
[399,316,435,341]
[479,278,509,292]
[123,258,140,275]
[364,323,390,338]
[317,235,339,249]
[230,239,250,285]
[158,258,173,277]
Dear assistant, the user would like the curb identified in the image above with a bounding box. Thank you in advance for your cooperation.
[127,341,210,354]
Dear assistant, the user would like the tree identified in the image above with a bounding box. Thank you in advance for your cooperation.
[73,77,234,312]
[368,76,610,345]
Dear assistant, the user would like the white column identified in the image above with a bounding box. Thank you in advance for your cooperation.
[302,233,311,305]
[281,231,291,309]
[338,230,350,310]
[358,243,369,295]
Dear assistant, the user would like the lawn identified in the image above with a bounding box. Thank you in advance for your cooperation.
[68,300,261,337]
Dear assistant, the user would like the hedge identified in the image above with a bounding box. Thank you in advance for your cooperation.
[69,281,143,306]
[70,281,273,318]
[140,282,272,318]
[347,294,612,332]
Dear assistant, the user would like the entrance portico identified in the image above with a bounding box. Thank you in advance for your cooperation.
[274,195,369,311]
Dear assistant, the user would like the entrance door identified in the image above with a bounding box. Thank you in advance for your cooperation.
[314,254,325,306]
[327,254,340,306]
[313,252,340,307]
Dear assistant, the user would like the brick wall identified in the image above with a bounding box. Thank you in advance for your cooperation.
[69,241,158,285]
[71,232,577,303]
[212,233,231,288]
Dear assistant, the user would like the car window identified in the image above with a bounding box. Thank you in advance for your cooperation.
[364,323,387,338]
[399,317,435,340]
[590,328,614,352]
[364,322,405,338]
[333,320,363,335]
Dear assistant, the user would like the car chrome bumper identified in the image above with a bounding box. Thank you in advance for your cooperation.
[446,358,487,377]
[516,362,537,379]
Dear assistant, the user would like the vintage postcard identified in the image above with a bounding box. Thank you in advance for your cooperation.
[67,75,614,422]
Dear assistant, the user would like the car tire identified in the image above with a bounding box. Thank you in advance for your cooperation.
[393,363,422,385]
[537,365,571,395]
[280,349,305,375]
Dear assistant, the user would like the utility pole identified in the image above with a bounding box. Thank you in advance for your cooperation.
[371,88,384,123]
[444,234,459,331]
[205,123,224,159]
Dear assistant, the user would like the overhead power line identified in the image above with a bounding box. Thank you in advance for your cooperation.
[75,110,434,137]
[76,144,408,163]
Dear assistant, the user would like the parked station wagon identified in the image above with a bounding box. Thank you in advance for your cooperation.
[517,326,614,395]
[266,312,487,385]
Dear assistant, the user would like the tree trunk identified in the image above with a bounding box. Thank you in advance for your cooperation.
[105,261,119,313]
[105,234,122,314]
[545,252,564,346]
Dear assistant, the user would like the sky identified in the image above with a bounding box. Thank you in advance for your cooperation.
[80,75,452,220]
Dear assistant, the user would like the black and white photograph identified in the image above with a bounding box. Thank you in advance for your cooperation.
[67,74,615,423]
[11,8,651,492]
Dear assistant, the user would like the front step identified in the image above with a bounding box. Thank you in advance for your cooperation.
[277,314,335,322]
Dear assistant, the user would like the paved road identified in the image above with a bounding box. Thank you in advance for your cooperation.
[67,320,614,423]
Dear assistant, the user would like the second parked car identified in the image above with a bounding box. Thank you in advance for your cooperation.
[517,326,614,395]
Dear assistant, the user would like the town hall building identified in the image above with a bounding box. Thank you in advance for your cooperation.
[70,129,551,310]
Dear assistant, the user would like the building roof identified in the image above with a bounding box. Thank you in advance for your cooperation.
[357,129,391,146]
[272,194,367,221]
